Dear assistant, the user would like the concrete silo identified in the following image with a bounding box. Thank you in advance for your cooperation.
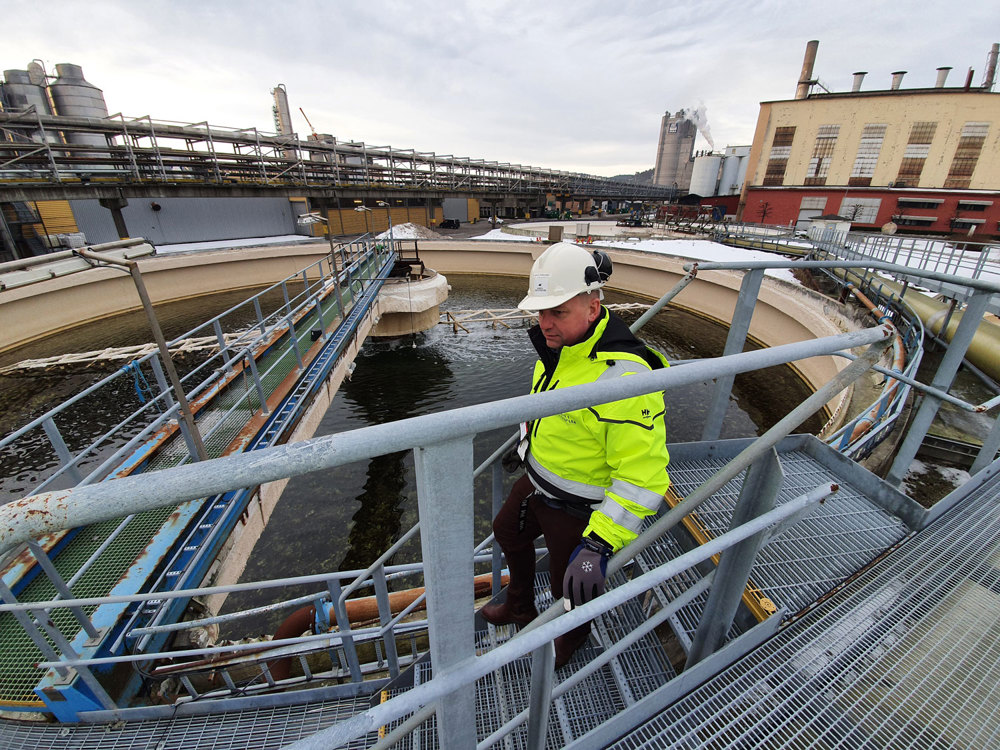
[47,63,110,149]
[652,110,697,193]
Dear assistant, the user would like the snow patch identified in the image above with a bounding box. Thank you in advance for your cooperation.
[376,223,445,240]
[470,229,537,242]
[156,235,315,254]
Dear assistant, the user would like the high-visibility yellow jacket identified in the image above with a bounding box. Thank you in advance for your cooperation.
[525,307,670,551]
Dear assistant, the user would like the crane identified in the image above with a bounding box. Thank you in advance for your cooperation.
[299,108,319,140]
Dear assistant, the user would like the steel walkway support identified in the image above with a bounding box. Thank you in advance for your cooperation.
[413,436,477,750]
[686,447,782,665]
[887,289,993,485]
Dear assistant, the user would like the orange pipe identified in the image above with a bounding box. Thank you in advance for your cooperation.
[845,284,906,444]
[269,572,508,680]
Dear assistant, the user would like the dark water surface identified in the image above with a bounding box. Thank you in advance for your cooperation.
[0,285,295,502]
[220,274,822,636]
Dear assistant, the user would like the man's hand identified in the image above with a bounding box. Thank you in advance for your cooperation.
[563,535,613,609]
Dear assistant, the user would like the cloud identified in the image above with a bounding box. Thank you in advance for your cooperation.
[4,0,1000,175]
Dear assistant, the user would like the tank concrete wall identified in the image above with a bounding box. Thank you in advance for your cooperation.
[1,238,858,425]
[0,242,331,353]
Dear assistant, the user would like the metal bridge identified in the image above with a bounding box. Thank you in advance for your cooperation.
[0,237,999,748]
[0,111,673,203]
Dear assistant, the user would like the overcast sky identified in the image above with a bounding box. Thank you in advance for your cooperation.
[5,1,1000,177]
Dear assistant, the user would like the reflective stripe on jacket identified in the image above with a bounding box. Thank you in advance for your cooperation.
[525,307,670,551]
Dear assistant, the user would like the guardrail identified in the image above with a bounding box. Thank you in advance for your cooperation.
[1,251,998,742]
[0,324,893,727]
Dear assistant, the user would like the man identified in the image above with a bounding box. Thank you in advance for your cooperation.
[480,242,670,668]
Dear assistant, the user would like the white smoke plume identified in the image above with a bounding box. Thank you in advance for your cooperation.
[683,103,714,150]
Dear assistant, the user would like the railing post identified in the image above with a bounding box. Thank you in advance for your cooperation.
[970,410,1000,476]
[253,297,267,335]
[413,435,476,750]
[887,290,992,486]
[326,579,362,682]
[245,352,271,416]
[41,417,83,485]
[213,320,233,374]
[702,268,765,441]
[526,643,556,749]
[285,312,304,370]
[150,355,201,461]
[492,462,504,595]
[372,566,400,677]
[686,447,783,666]
[25,540,101,641]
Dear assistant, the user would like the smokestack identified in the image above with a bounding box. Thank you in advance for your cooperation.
[984,43,999,90]
[935,67,952,87]
[795,40,819,100]
[965,67,975,90]
[851,71,867,92]
[890,71,906,90]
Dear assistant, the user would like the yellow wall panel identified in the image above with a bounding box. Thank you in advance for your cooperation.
[35,200,79,234]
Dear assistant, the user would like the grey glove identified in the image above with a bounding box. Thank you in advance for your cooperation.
[563,535,612,609]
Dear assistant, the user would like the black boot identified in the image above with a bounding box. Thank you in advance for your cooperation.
[480,597,539,627]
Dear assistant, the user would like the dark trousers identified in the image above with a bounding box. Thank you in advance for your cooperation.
[493,474,591,639]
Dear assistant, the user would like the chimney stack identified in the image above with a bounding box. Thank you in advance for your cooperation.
[984,43,999,91]
[890,71,906,90]
[851,71,867,92]
[795,40,819,99]
[935,67,952,87]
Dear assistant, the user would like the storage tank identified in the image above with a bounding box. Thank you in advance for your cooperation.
[0,68,58,144]
[689,153,722,197]
[48,63,109,148]
[1,69,53,114]
[719,146,750,195]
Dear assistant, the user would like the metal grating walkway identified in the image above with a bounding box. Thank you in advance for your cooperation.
[385,571,676,748]
[0,695,378,750]
[607,460,1000,749]
[664,437,922,636]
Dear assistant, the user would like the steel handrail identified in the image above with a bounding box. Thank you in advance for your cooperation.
[282,480,845,750]
[0,327,890,558]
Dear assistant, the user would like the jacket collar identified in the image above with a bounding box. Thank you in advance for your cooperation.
[529,307,609,374]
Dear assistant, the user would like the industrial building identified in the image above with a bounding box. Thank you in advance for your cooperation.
[739,40,1000,239]
[651,110,697,194]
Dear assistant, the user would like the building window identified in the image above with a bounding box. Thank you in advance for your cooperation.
[894,215,937,227]
[849,124,887,187]
[800,196,827,210]
[839,197,881,224]
[944,122,990,189]
[897,198,943,209]
[956,200,992,212]
[895,121,937,186]
[763,126,795,186]
[804,125,839,186]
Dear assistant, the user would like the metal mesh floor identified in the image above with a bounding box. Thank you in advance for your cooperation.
[607,463,1000,750]
[0,695,377,750]
[386,571,676,749]
[667,449,913,617]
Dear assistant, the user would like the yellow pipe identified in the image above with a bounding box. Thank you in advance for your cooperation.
[833,269,1000,382]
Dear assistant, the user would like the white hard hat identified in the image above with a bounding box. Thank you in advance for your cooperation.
[517,243,607,311]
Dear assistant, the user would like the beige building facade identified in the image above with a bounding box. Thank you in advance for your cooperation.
[739,41,1000,238]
